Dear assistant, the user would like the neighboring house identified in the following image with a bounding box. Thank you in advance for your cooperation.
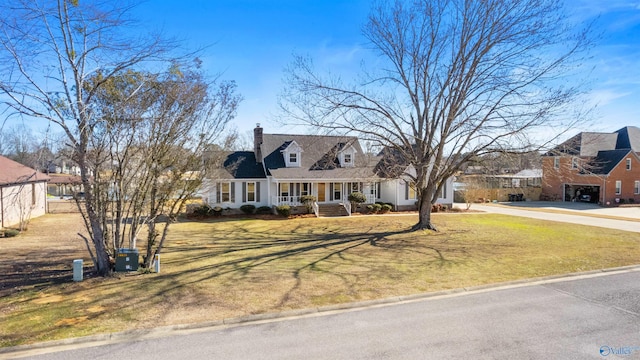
[46,159,82,176]
[542,126,640,205]
[199,125,454,216]
[458,169,542,202]
[0,155,50,228]
[47,174,83,198]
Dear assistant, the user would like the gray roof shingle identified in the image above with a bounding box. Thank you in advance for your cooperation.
[259,134,380,180]
[548,126,640,157]
[587,149,633,175]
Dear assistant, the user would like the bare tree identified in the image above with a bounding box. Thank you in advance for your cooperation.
[86,66,240,268]
[0,0,176,275]
[281,0,592,230]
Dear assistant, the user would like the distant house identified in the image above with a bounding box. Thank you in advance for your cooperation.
[199,125,454,216]
[0,155,50,228]
[458,168,542,202]
[47,174,83,198]
[542,126,640,205]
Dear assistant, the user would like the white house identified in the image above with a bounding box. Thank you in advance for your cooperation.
[200,125,453,216]
[0,155,50,229]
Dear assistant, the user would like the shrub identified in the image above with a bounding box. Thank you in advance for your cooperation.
[240,204,256,214]
[380,204,392,213]
[300,195,317,213]
[368,203,382,213]
[348,192,367,204]
[193,205,212,216]
[276,205,291,217]
[629,198,635,204]
[1,229,19,238]
[212,206,223,216]
[348,192,367,213]
[256,206,273,215]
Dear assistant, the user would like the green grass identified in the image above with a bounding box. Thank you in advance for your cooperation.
[1,213,639,347]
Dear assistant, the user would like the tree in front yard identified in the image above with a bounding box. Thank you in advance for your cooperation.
[0,0,239,275]
[281,0,592,230]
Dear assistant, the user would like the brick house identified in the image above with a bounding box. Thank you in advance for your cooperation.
[541,126,640,205]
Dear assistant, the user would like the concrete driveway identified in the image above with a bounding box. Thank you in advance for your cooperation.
[465,201,640,233]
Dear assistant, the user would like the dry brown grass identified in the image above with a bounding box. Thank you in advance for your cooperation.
[1,212,640,347]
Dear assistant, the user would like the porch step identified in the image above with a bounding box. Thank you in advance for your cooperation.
[317,204,349,217]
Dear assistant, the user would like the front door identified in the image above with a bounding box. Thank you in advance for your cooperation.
[317,183,326,202]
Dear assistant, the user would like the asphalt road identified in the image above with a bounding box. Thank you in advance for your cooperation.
[9,268,640,360]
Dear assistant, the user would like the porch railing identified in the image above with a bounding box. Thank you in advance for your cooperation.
[272,196,302,206]
[365,194,376,204]
[342,201,352,216]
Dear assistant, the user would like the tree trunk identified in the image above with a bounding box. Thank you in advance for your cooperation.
[413,191,438,231]
[78,139,111,276]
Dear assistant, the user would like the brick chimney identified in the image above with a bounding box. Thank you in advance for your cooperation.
[254,123,263,163]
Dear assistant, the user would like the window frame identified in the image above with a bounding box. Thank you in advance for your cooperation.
[246,181,256,202]
[220,182,231,202]
[615,180,622,195]
[408,183,417,200]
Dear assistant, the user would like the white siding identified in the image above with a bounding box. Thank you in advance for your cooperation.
[1,181,47,228]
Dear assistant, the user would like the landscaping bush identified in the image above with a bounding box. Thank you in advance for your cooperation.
[240,204,256,214]
[276,205,291,217]
[256,206,273,215]
[380,204,392,213]
[212,206,224,216]
[193,204,213,216]
[300,195,317,214]
[348,192,367,203]
[348,192,367,213]
[368,203,382,213]
[1,229,19,238]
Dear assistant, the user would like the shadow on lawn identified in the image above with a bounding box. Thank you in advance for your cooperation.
[0,249,96,298]
[149,225,456,304]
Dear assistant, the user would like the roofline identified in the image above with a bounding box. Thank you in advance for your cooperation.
[0,179,50,187]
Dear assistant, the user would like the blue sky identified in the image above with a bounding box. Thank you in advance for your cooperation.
[132,0,373,137]
[2,1,637,142]
[130,0,640,138]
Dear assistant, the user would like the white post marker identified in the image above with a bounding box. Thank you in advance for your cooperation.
[154,254,160,273]
[73,259,83,281]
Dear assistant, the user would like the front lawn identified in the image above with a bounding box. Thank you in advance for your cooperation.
[1,213,639,347]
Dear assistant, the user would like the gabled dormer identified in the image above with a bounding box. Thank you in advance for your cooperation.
[281,141,303,167]
[338,144,356,168]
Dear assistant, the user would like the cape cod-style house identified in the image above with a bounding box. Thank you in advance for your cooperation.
[199,125,453,216]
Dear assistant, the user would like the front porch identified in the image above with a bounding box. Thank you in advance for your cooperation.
[271,181,379,206]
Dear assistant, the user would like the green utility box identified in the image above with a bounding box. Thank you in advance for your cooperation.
[115,248,139,272]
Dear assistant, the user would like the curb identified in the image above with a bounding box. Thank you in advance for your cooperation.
[2,264,639,358]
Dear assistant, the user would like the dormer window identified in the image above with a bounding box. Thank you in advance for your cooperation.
[282,141,302,167]
[338,145,356,168]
